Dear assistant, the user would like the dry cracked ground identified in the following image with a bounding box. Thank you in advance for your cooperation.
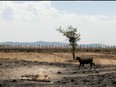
[0,52,116,87]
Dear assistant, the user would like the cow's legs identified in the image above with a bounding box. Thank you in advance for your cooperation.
[78,63,81,71]
[89,63,92,71]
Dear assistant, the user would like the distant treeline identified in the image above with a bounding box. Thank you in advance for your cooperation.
[0,44,116,53]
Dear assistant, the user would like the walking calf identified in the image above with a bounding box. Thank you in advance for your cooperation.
[76,57,95,71]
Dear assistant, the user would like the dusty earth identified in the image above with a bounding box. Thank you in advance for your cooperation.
[0,52,116,87]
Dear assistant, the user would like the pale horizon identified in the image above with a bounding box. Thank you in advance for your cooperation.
[0,1,116,45]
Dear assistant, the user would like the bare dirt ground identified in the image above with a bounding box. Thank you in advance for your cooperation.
[0,52,116,87]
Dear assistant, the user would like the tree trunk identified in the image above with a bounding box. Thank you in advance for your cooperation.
[72,43,76,61]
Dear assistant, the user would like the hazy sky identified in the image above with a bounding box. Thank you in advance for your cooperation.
[0,1,116,45]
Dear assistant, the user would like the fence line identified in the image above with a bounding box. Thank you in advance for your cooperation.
[0,44,116,52]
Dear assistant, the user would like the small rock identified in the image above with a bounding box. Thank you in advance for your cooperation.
[112,81,116,84]
[82,71,86,73]
[34,61,37,63]
[83,79,90,82]
[50,63,53,65]
[57,71,62,74]
[71,79,75,82]
[97,81,101,84]
[62,81,67,84]
[56,81,60,83]
[5,65,8,67]
[12,79,16,82]
[72,71,77,74]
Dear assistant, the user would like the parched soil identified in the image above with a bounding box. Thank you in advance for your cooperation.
[0,52,116,87]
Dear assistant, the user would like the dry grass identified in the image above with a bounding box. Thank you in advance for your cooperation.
[0,52,75,64]
[0,52,115,65]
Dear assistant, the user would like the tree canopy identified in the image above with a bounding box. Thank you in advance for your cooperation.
[56,25,81,60]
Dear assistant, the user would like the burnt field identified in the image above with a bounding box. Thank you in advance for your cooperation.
[0,51,116,87]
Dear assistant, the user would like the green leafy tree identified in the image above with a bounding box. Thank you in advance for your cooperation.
[56,25,81,60]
